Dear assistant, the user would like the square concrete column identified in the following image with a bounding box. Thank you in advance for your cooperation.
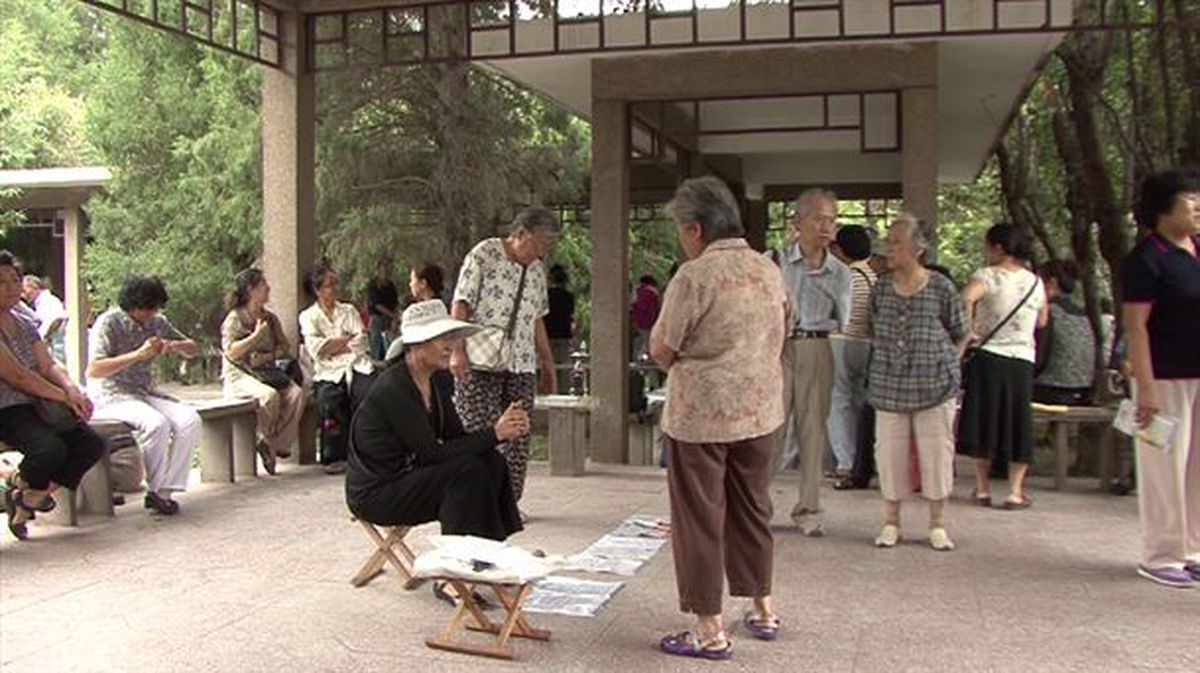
[62,206,87,384]
[589,99,631,464]
[261,10,316,348]
[902,86,938,252]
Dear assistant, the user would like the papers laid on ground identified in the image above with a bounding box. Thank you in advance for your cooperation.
[523,577,625,617]
[526,515,671,617]
[412,535,564,583]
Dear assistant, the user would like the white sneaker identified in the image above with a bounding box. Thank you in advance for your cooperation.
[929,527,955,551]
[792,512,825,537]
[874,524,900,548]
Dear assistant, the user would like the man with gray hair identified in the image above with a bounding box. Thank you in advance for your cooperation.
[451,206,561,508]
[773,188,852,537]
[21,274,68,363]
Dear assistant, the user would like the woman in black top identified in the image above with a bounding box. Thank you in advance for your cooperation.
[346,300,528,541]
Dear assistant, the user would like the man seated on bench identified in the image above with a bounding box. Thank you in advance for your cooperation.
[346,300,528,602]
[88,276,200,516]
[0,250,106,540]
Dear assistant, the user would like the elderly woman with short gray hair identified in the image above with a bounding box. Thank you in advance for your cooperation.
[867,216,969,551]
[650,176,789,660]
[450,206,561,508]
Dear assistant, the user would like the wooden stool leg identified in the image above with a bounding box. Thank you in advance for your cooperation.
[350,522,419,588]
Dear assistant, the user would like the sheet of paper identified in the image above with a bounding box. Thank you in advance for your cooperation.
[581,534,667,561]
[524,576,624,617]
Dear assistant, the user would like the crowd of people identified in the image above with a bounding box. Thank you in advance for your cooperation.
[0,169,1196,659]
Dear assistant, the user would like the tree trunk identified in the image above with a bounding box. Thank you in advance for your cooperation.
[1058,7,1132,305]
[1173,0,1200,165]
[996,129,1060,261]
[1051,108,1108,388]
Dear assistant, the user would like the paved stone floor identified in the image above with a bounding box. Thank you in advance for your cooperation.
[1,459,1197,672]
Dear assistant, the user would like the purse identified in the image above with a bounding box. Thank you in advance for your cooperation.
[465,264,528,372]
[961,276,1040,388]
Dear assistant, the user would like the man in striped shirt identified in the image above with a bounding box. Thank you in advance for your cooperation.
[828,226,877,481]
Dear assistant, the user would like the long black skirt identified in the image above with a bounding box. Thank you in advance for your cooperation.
[957,349,1035,464]
[348,450,523,541]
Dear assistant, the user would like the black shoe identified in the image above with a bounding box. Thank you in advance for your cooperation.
[5,486,31,540]
[143,492,180,516]
[112,494,126,507]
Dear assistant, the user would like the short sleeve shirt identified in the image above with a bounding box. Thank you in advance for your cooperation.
[1122,232,1200,380]
[220,308,290,381]
[867,273,969,412]
[0,309,42,410]
[87,307,185,404]
[779,245,853,333]
[652,239,788,444]
[452,238,549,374]
[842,261,877,340]
[969,266,1044,363]
[366,280,399,317]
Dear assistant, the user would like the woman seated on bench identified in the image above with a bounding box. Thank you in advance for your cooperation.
[0,250,106,540]
[346,299,527,546]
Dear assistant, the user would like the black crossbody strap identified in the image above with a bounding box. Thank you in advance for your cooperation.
[505,265,529,338]
[976,276,1039,350]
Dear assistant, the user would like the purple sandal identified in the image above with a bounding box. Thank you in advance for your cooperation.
[659,630,733,660]
[742,612,781,641]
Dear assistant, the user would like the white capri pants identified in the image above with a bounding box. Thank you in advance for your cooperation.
[875,398,957,501]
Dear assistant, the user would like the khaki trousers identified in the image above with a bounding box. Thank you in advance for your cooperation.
[875,399,957,501]
[225,375,304,456]
[1135,378,1200,569]
[773,338,834,516]
[666,433,775,615]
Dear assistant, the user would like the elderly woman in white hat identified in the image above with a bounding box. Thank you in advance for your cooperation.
[345,300,529,545]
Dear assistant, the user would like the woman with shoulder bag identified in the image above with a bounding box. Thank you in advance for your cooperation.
[957,224,1049,510]
[0,250,106,539]
[221,268,304,475]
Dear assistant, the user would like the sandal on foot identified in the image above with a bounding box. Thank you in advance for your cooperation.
[1001,495,1032,510]
[256,441,277,476]
[742,612,781,641]
[5,484,29,537]
[833,476,866,491]
[972,490,992,508]
[660,630,733,660]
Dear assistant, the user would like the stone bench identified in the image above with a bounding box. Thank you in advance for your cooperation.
[1032,403,1118,491]
[193,398,259,483]
[533,395,595,477]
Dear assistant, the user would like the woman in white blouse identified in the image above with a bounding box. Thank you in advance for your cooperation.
[957,224,1048,510]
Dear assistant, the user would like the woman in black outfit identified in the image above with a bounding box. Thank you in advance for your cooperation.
[345,299,528,542]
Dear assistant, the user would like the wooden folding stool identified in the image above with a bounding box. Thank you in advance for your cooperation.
[425,578,551,660]
[349,520,421,589]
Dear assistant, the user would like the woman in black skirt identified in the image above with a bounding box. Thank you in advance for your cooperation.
[957,225,1048,509]
[345,300,528,543]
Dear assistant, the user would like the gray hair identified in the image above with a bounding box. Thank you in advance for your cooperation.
[22,274,44,289]
[791,188,838,221]
[510,206,561,236]
[889,212,929,255]
[665,176,743,242]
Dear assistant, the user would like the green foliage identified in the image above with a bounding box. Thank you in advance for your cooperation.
[83,21,262,349]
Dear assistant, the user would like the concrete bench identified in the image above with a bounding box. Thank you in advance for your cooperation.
[1032,403,1118,491]
[534,395,595,477]
[193,398,258,483]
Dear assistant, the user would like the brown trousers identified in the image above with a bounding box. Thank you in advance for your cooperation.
[666,433,775,615]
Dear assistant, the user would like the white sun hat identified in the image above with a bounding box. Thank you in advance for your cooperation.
[385,300,479,359]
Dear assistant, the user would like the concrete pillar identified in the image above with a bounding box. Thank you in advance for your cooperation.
[589,99,631,464]
[62,206,87,384]
[745,200,769,252]
[261,10,316,348]
[902,86,938,255]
